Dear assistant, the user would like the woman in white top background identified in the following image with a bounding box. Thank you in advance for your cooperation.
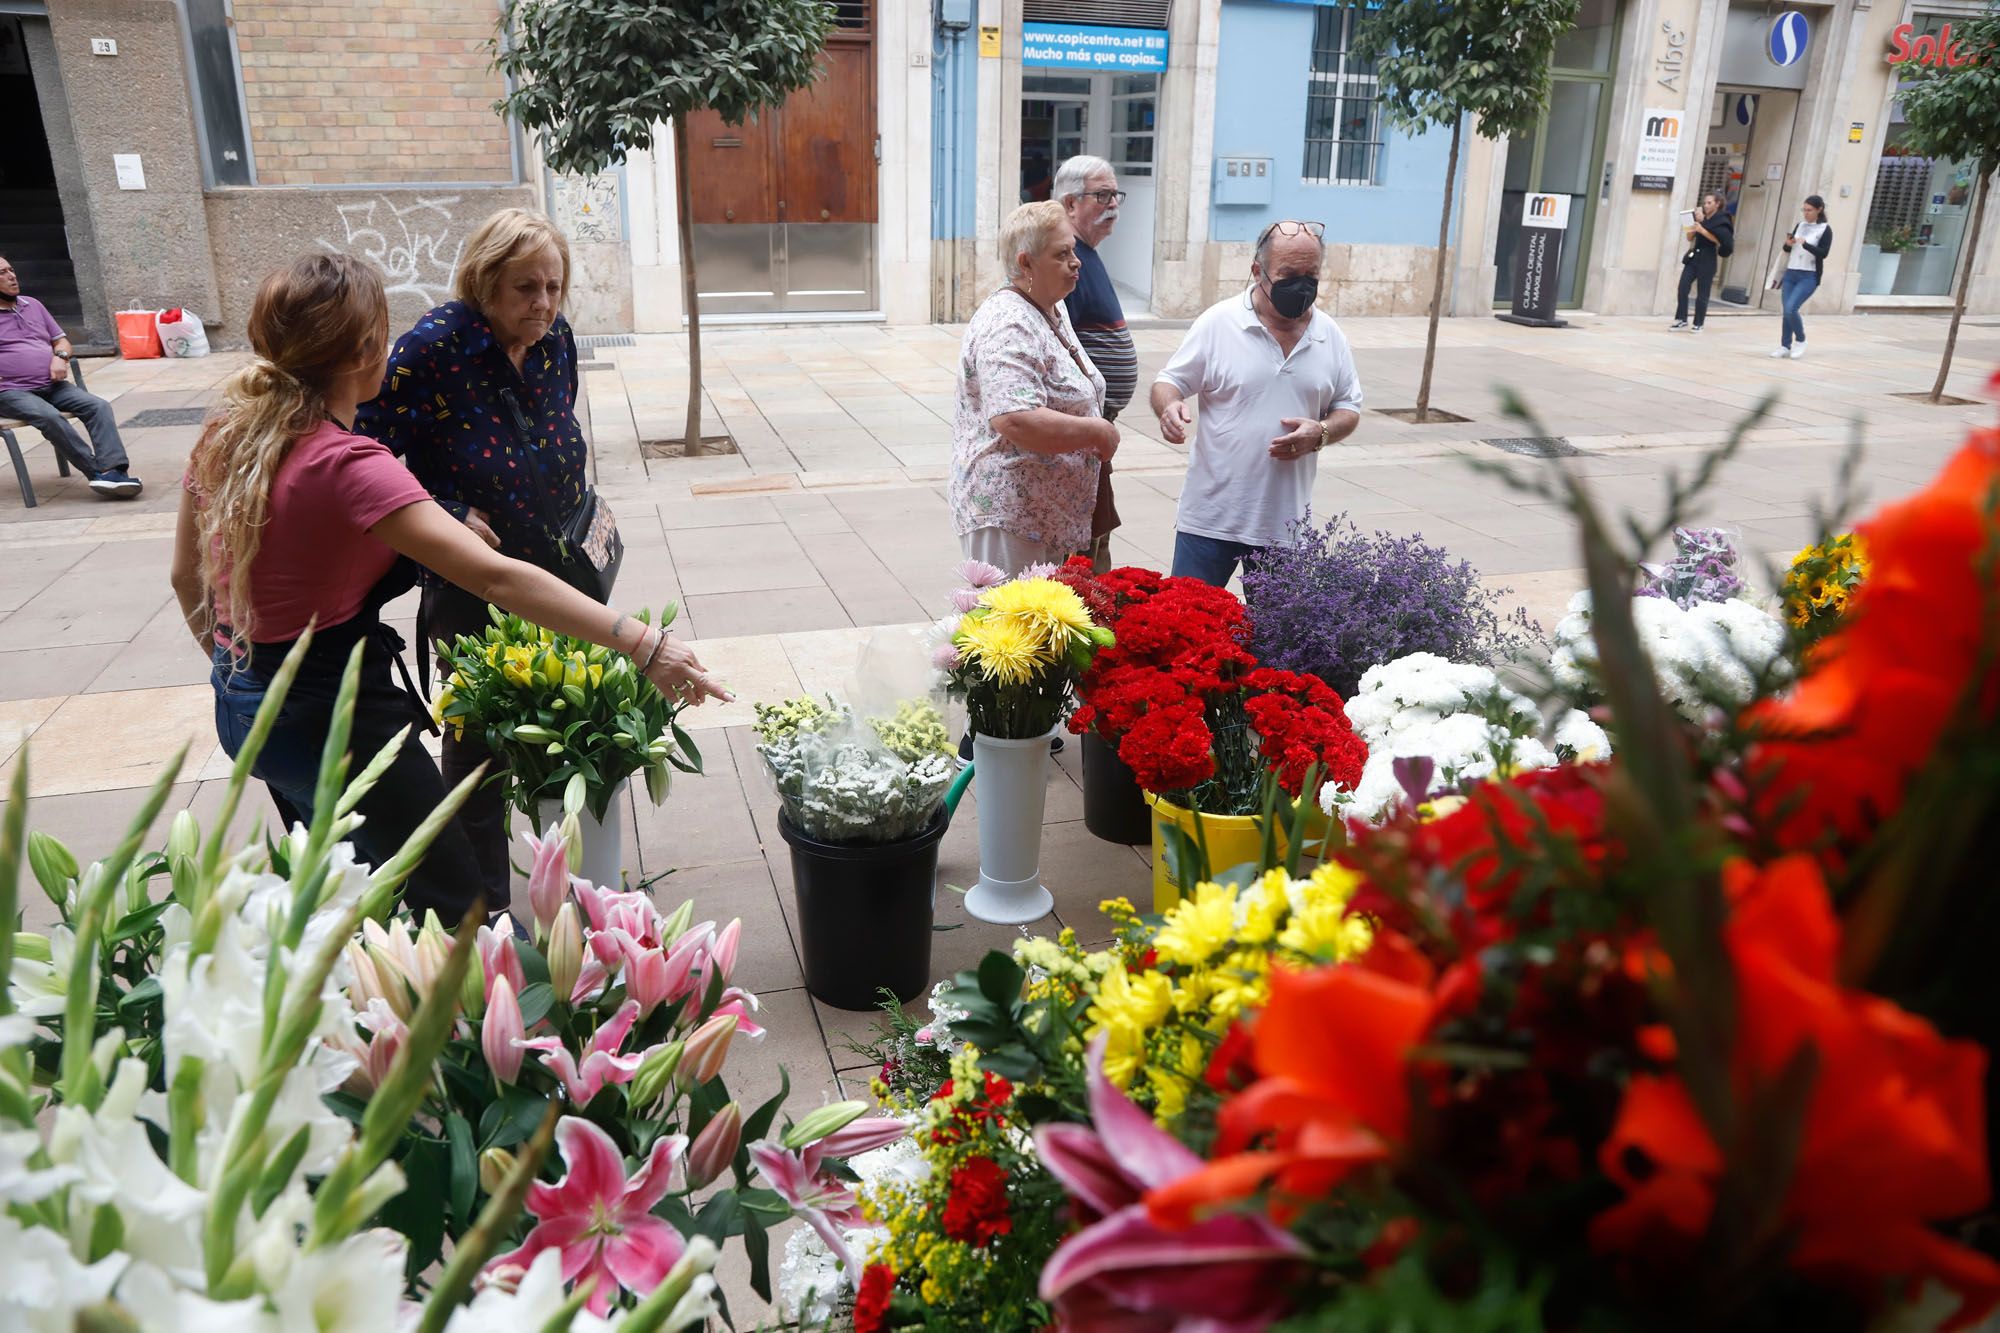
[1773,194,1833,361]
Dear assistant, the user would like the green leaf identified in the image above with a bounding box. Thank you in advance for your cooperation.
[740,1065,791,1151]
[517,981,556,1029]
[480,1085,552,1150]
[446,1112,477,1225]
[976,952,1025,1008]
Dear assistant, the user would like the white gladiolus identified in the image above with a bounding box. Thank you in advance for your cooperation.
[0,1211,127,1332]
[443,1249,619,1333]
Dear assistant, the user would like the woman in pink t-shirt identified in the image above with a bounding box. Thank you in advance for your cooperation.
[169,253,728,925]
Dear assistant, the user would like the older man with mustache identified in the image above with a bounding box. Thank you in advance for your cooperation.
[1055,155,1136,573]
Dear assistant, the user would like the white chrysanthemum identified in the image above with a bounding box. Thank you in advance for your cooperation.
[1553,709,1613,760]
[1551,593,1789,724]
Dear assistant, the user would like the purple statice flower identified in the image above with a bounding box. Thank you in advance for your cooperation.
[956,558,1007,589]
[1241,511,1541,698]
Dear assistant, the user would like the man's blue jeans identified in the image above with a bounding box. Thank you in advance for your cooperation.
[1780,270,1819,349]
[1171,531,1262,587]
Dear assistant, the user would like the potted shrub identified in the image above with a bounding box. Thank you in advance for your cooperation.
[1861,224,1914,293]
[436,606,702,888]
[755,693,960,1009]
[937,563,1112,925]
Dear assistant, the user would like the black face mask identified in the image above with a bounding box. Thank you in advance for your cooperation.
[1264,273,1318,319]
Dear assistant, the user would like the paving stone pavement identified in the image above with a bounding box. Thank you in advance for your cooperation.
[1,312,1993,1320]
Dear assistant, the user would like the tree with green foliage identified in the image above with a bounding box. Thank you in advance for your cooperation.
[1893,6,2000,404]
[496,0,834,451]
[1356,0,1581,423]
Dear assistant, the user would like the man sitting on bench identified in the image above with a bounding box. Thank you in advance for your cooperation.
[0,254,142,499]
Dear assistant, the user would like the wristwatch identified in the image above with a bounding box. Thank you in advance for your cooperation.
[53,351,72,362]
[1316,419,1332,450]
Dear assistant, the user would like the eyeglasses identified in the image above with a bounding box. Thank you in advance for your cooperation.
[1255,220,1326,247]
[1082,189,1128,206]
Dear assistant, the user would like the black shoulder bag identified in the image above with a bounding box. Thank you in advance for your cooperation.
[498,386,623,603]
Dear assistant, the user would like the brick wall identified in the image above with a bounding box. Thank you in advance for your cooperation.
[231,2,514,185]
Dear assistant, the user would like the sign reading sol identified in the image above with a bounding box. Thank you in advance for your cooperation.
[1886,22,1973,67]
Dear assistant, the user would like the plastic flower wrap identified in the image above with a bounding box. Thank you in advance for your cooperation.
[1324,652,1610,822]
[1550,590,1791,722]
[754,694,955,844]
[436,606,702,823]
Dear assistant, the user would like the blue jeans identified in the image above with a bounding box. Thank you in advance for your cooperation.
[1780,270,1818,348]
[1171,531,1262,587]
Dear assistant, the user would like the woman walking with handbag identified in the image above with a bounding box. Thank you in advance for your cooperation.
[1669,193,1733,333]
[172,253,726,926]
[357,209,617,903]
[1770,195,1833,360]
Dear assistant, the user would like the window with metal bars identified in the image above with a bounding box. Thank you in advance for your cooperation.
[1301,4,1382,186]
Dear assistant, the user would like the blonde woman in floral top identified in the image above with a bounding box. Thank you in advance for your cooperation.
[949,200,1118,574]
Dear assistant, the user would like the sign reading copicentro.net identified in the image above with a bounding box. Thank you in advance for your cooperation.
[1021,22,1169,72]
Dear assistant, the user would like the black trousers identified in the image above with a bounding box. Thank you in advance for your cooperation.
[1675,253,1717,327]
[212,622,488,924]
[424,582,516,907]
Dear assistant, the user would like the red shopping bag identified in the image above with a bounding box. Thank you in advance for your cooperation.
[115,309,163,359]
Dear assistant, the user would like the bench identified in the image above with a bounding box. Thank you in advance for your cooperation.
[0,356,91,508]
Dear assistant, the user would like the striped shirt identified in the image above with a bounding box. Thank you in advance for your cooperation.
[1064,242,1137,421]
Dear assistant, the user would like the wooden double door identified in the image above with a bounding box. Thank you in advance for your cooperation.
[683,36,877,314]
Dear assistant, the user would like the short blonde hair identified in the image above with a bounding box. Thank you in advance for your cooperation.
[1001,200,1070,282]
[453,207,572,313]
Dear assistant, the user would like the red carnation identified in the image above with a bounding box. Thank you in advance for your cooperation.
[853,1263,896,1333]
[942,1156,1014,1247]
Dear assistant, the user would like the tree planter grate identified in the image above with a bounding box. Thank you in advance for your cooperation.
[1480,436,1582,458]
[576,334,635,349]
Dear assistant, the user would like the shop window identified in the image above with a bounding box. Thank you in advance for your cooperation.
[1302,4,1381,186]
[1112,73,1156,179]
[1553,0,1617,72]
[1862,13,1976,298]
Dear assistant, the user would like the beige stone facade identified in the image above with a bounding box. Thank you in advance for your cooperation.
[231,1,514,185]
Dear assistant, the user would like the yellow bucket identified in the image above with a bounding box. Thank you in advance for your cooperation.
[1143,794,1340,912]
[1145,794,1279,913]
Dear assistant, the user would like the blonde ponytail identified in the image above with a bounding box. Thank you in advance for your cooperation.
[188,254,389,657]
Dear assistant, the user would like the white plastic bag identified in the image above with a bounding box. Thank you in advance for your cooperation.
[154,308,210,358]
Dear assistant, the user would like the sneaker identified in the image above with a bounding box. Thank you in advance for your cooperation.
[1769,347,1791,359]
[1789,344,1806,360]
[1688,325,1703,334]
[1050,736,1065,756]
[88,469,143,499]
[957,731,973,768]
[1668,320,1688,330]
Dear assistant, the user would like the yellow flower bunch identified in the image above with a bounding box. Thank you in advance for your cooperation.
[1782,532,1869,641]
[1079,865,1373,1121]
[951,578,1109,687]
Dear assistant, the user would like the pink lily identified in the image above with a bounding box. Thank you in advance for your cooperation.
[686,1102,743,1190]
[478,925,527,1005]
[522,828,571,935]
[711,987,766,1040]
[337,997,407,1096]
[1034,1037,1305,1331]
[802,1116,907,1174]
[490,1117,689,1317]
[678,1014,739,1089]
[703,919,741,992]
[483,974,527,1085]
[749,1140,870,1282]
[518,1000,650,1105]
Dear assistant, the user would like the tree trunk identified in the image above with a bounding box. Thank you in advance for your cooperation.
[1415,117,1461,425]
[1929,164,1990,404]
[673,116,708,454]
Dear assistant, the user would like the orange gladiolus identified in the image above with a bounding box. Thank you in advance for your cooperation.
[1750,429,2000,847]
[1147,954,1435,1228]
[1593,855,2000,1329]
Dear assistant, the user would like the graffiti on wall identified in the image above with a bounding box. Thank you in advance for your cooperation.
[318,195,464,307]
[551,171,624,243]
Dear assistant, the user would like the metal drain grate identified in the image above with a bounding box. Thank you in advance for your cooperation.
[122,408,210,428]
[576,334,635,349]
[578,361,616,373]
[1480,436,1581,458]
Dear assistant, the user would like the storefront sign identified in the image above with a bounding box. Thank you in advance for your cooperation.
[1767,11,1810,68]
[1633,107,1683,191]
[1021,22,1168,72]
[1498,194,1570,329]
[1655,20,1690,92]
[1887,22,1974,67]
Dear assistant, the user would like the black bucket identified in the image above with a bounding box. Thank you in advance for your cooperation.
[779,810,945,1011]
[1081,731,1152,845]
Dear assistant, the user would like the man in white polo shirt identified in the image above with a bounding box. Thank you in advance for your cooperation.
[1149,219,1362,586]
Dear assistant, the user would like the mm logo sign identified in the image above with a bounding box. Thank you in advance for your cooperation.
[1645,114,1681,139]
[1521,193,1571,229]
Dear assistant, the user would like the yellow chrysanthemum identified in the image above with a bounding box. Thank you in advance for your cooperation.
[1153,880,1239,967]
[979,577,1094,644]
[954,613,1045,686]
[1237,869,1291,946]
[1085,963,1173,1086]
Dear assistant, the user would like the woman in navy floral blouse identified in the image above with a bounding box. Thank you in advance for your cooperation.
[356,208,600,902]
